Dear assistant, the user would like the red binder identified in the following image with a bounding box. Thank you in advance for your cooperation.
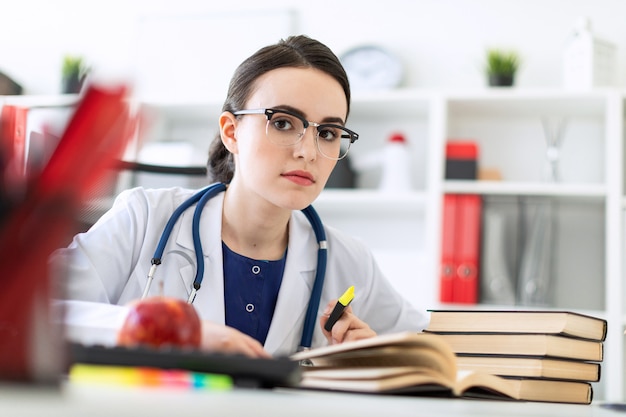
[439,194,458,303]
[0,104,28,188]
[454,194,482,303]
[439,193,482,304]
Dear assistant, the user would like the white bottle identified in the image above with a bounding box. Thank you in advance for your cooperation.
[378,132,412,193]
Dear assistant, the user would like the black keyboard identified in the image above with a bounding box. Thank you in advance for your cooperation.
[68,343,301,389]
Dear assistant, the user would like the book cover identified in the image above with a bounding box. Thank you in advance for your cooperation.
[455,355,600,382]
[430,333,603,362]
[426,310,607,342]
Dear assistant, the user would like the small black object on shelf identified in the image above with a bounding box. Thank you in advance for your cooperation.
[445,141,478,180]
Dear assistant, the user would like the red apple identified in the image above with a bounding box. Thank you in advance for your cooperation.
[117,296,201,349]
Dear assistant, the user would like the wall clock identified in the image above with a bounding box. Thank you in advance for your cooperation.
[339,45,404,91]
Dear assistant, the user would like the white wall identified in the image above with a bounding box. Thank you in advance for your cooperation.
[2,0,625,96]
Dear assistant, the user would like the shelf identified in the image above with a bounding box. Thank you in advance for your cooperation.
[1,94,80,108]
[316,189,427,215]
[443,180,607,199]
[351,89,433,117]
[140,101,222,123]
[446,89,610,118]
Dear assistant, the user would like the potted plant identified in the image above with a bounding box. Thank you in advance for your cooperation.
[61,55,88,94]
[484,49,520,87]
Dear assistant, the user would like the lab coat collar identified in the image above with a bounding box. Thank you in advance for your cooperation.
[264,210,318,354]
[173,192,318,354]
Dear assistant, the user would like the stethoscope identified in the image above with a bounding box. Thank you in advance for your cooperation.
[140,182,327,350]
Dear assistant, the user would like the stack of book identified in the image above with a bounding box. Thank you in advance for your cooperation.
[424,310,607,404]
[289,310,605,404]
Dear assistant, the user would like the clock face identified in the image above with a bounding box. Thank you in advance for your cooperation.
[340,45,404,91]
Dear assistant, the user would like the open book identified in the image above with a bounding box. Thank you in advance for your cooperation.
[290,332,593,404]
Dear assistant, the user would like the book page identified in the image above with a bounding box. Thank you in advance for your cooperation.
[454,370,518,399]
[301,366,455,394]
[291,332,453,361]
[306,347,455,381]
[291,332,457,381]
[454,371,592,404]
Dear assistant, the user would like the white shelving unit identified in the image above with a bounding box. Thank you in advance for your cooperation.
[438,91,624,402]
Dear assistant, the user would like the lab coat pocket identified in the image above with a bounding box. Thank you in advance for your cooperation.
[174,263,195,299]
[157,249,196,300]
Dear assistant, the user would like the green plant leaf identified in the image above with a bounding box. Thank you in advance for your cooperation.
[485,49,520,76]
[62,55,88,78]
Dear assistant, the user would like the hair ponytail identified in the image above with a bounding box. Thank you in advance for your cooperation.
[207,133,234,184]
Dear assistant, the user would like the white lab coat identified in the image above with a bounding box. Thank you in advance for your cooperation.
[55,186,428,357]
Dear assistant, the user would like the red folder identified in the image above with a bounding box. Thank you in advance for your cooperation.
[439,193,482,304]
[454,194,482,303]
[439,194,458,302]
[0,104,28,188]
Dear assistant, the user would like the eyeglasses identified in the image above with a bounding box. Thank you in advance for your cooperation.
[232,108,359,160]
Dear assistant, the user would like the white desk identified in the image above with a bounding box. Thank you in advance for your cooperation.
[0,383,622,417]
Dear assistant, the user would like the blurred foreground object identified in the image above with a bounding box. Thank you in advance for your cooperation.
[0,82,134,382]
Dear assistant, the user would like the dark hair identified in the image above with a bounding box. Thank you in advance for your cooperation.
[207,35,351,183]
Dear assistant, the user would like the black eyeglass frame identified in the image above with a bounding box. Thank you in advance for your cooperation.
[232,108,359,160]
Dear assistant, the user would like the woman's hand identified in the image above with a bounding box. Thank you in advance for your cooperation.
[319,300,377,345]
[200,320,271,358]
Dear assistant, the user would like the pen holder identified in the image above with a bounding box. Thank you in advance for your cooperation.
[0,198,70,383]
[0,83,133,383]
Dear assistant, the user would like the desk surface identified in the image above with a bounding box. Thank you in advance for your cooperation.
[1,383,623,417]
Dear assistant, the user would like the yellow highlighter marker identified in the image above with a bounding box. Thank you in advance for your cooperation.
[324,286,355,332]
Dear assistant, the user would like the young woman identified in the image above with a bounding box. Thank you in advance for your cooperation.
[57,35,427,358]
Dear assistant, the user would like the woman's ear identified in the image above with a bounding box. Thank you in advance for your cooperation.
[219,111,238,154]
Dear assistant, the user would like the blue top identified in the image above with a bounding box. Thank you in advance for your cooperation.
[222,242,286,345]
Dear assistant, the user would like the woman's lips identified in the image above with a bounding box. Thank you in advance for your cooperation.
[282,170,315,186]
